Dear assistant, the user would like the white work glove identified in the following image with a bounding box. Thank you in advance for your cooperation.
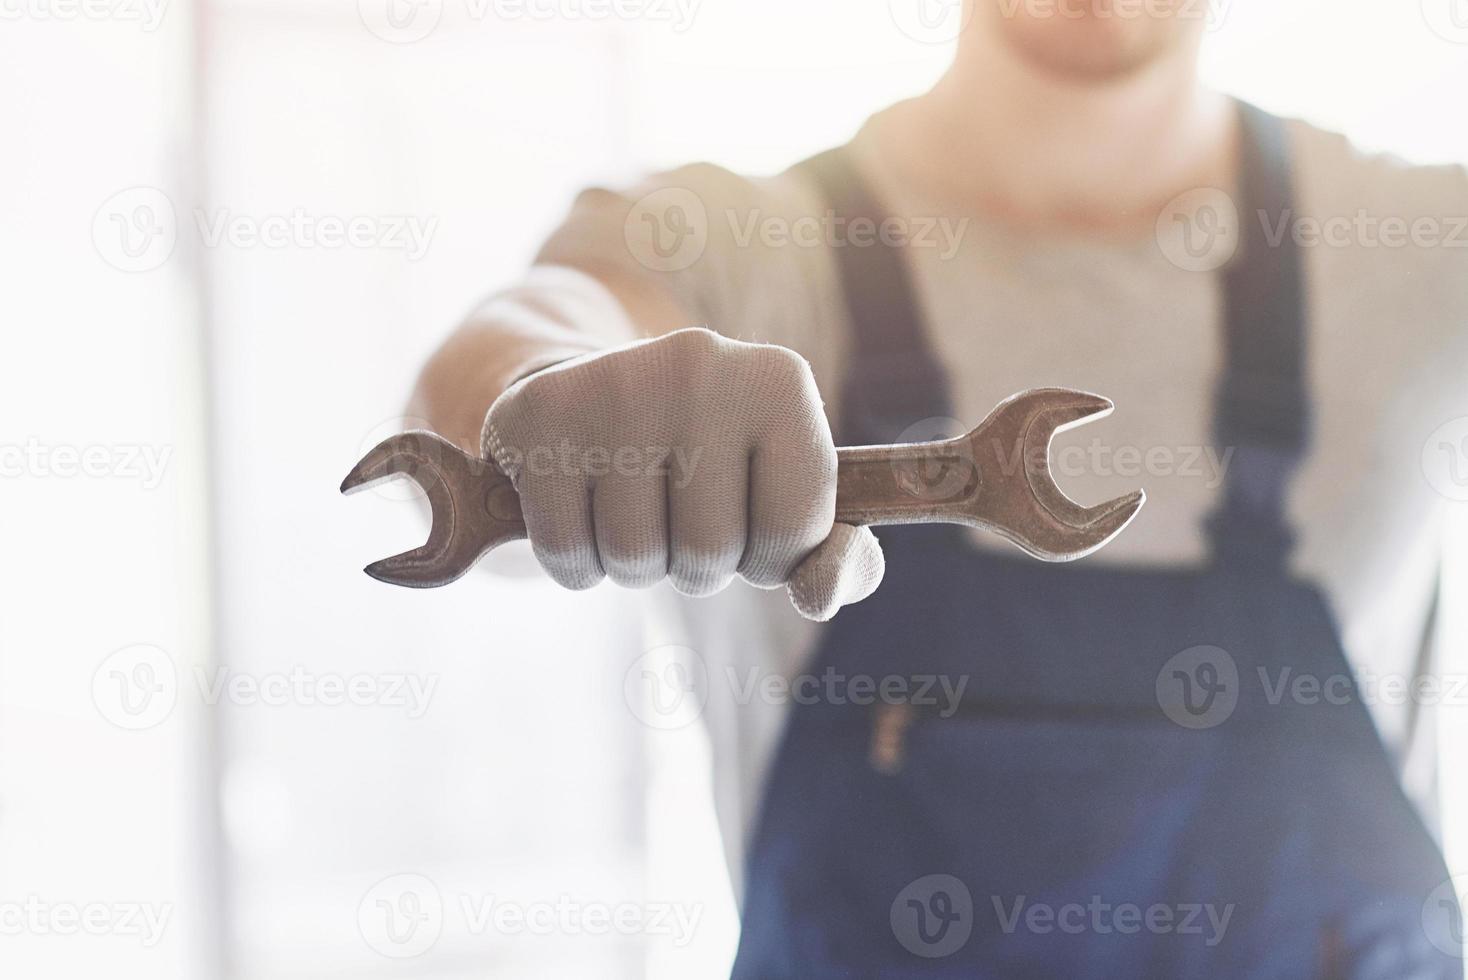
[482,327,884,621]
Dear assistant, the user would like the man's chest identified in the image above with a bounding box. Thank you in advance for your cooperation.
[875,240,1460,583]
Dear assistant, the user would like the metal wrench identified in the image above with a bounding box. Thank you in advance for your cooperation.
[341,387,1145,588]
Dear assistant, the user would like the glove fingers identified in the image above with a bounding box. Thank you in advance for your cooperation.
[519,475,604,591]
[484,328,847,602]
[668,449,748,598]
[786,523,885,622]
[740,430,837,589]
[593,472,669,589]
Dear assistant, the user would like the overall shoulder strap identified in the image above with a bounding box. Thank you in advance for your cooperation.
[793,148,957,447]
[1206,102,1311,567]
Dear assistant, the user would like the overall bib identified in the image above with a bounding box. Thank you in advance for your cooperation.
[732,104,1462,978]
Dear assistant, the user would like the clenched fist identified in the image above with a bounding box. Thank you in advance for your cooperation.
[482,327,884,620]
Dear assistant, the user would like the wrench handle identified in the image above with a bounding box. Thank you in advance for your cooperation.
[834,440,980,527]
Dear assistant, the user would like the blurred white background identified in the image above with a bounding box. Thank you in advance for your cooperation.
[2,0,1467,977]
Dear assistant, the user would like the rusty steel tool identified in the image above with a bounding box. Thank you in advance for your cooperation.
[342,387,1145,588]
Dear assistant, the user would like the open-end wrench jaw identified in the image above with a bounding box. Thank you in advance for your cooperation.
[831,388,1145,562]
[982,388,1147,562]
[340,430,525,588]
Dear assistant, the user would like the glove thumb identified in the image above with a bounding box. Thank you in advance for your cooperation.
[786,523,885,622]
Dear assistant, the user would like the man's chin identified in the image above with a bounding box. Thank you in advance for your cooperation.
[994,19,1186,84]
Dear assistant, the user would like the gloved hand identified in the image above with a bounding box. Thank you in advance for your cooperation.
[482,327,884,620]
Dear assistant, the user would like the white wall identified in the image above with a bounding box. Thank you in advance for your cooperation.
[0,2,217,978]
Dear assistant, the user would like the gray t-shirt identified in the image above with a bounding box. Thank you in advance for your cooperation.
[538,111,1468,888]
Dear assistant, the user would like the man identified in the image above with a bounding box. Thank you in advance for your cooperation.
[409,1,1468,974]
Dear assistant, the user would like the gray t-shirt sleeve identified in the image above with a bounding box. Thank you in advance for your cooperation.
[533,162,850,401]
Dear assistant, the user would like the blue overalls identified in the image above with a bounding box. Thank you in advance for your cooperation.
[732,103,1462,978]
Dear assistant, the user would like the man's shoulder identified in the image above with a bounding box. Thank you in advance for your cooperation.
[1281,118,1468,389]
[1287,116,1468,223]
[561,158,829,227]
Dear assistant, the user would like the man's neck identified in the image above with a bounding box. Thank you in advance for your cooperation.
[880,28,1234,237]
